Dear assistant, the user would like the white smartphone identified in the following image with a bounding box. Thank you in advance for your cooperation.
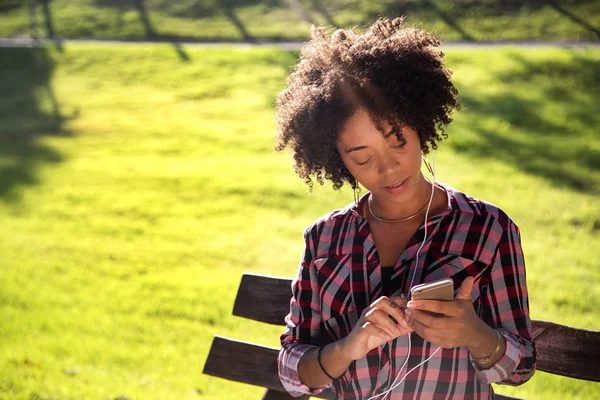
[410,278,454,301]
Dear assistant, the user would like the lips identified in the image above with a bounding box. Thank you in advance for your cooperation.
[386,181,404,188]
[383,177,409,194]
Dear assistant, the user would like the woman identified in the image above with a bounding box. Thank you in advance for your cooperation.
[275,18,535,399]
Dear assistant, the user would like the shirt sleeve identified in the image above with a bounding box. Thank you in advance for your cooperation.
[278,227,333,397]
[471,220,537,385]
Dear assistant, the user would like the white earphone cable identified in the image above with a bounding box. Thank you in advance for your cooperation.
[367,149,439,400]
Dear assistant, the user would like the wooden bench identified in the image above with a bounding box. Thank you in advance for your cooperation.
[203,273,600,399]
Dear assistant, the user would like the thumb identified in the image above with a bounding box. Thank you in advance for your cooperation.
[455,276,475,301]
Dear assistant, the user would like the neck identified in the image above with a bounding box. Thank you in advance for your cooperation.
[369,175,434,222]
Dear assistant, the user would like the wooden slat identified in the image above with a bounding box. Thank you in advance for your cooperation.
[532,320,600,382]
[232,273,293,325]
[206,273,600,399]
[228,274,600,384]
[203,336,334,399]
[204,334,528,400]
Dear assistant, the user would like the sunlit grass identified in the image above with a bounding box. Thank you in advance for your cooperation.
[0,44,598,399]
[1,0,599,42]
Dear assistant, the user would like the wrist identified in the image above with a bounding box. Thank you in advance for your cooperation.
[337,337,359,363]
[467,322,498,357]
[314,339,355,382]
[468,324,505,366]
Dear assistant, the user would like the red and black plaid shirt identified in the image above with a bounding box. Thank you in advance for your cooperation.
[279,182,536,399]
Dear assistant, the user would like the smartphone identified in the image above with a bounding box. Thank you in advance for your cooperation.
[410,278,454,301]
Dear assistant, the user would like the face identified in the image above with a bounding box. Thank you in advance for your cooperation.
[336,109,424,206]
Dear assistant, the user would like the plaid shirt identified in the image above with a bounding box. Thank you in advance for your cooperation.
[278,182,536,399]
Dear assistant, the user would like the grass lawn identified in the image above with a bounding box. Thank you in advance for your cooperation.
[0,0,599,42]
[0,43,599,399]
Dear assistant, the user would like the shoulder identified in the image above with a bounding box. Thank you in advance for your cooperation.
[437,183,523,263]
[441,182,518,231]
[301,202,365,259]
[303,202,358,239]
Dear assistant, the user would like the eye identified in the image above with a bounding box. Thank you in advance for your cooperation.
[356,156,373,166]
[391,144,405,149]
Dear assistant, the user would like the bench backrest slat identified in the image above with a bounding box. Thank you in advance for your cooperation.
[232,273,600,383]
[203,336,334,399]
[233,273,293,325]
[532,320,600,382]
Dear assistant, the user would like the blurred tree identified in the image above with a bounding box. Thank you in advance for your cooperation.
[0,0,21,11]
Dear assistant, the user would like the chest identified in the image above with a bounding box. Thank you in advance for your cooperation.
[369,221,422,266]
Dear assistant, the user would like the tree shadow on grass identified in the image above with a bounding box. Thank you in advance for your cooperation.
[94,0,192,61]
[285,0,316,25]
[374,0,476,41]
[309,0,338,28]
[546,0,600,39]
[28,0,64,52]
[95,0,263,46]
[453,52,600,194]
[177,0,259,43]
[220,2,256,43]
[0,47,75,203]
[423,0,475,41]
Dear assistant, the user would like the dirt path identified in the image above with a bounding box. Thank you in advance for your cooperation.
[1,37,598,49]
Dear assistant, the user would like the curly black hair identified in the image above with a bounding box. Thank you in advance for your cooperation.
[275,17,460,190]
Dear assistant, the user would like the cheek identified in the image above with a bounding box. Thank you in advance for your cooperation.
[344,163,365,182]
[339,156,361,180]
[341,159,375,186]
[412,155,423,173]
[406,150,424,173]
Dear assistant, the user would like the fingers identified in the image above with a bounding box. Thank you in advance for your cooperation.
[372,296,411,330]
[407,317,453,349]
[405,310,468,349]
[407,276,476,315]
[405,309,450,347]
[364,308,403,338]
[407,299,455,316]
[390,294,409,309]
[362,321,393,343]
[456,276,475,301]
[405,313,429,339]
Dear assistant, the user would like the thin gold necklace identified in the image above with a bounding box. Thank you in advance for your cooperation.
[367,196,429,223]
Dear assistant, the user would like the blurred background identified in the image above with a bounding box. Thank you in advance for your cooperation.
[0,1,599,399]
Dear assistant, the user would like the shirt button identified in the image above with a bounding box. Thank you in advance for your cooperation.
[371,260,379,267]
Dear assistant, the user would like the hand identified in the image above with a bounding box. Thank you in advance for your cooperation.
[404,277,489,349]
[340,296,413,361]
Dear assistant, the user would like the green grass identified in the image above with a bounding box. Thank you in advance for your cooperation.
[1,0,599,42]
[0,43,599,399]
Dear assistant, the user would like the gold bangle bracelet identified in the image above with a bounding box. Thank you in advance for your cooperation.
[473,330,503,364]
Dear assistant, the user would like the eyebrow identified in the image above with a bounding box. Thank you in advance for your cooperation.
[344,130,401,153]
[345,146,368,154]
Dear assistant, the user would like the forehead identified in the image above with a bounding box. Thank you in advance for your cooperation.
[338,109,413,146]
[338,109,386,145]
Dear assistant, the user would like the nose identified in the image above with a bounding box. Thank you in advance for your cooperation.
[377,149,400,176]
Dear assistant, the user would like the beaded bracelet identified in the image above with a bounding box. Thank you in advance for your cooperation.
[473,330,503,364]
[317,346,337,380]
